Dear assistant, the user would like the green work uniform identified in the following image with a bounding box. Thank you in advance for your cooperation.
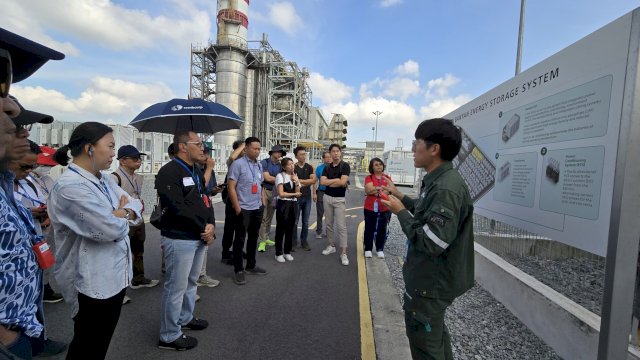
[397,161,475,360]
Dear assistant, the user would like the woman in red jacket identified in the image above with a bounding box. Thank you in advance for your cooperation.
[363,158,392,259]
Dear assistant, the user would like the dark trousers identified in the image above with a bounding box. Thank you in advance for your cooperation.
[129,223,146,279]
[222,200,239,256]
[275,200,297,256]
[66,288,126,360]
[404,298,453,360]
[363,209,391,252]
[316,190,325,235]
[233,207,263,273]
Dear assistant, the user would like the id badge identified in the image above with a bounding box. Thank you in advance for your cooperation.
[202,194,211,208]
[252,183,258,194]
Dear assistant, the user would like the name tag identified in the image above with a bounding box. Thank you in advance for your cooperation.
[183,177,195,187]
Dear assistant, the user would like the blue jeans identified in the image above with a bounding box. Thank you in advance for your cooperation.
[159,237,206,343]
[292,196,312,246]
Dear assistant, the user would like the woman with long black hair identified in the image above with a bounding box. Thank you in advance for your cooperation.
[274,157,301,263]
[48,122,143,360]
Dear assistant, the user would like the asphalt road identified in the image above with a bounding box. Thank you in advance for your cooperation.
[44,175,370,360]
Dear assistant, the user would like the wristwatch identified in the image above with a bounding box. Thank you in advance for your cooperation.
[124,209,131,220]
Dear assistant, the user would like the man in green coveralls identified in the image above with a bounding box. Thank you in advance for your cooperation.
[381,118,474,360]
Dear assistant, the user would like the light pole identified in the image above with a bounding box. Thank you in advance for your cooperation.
[372,110,382,156]
[515,0,526,75]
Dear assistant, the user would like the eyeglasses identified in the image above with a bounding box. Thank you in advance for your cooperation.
[185,141,204,149]
[0,49,12,99]
[17,124,33,132]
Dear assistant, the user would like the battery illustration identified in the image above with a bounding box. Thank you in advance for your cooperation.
[546,157,560,184]
[498,161,511,182]
[502,114,520,142]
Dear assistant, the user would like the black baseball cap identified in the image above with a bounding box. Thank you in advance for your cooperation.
[9,95,53,125]
[117,145,146,160]
[0,28,65,83]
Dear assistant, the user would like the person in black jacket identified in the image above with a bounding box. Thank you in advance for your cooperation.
[155,130,215,351]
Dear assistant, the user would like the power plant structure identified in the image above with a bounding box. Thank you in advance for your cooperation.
[189,0,332,160]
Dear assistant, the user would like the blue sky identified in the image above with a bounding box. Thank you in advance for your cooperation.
[3,0,639,150]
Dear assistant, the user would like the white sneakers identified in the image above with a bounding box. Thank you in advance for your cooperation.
[276,254,294,263]
[322,245,336,255]
[322,245,349,265]
[377,251,385,259]
[364,251,373,258]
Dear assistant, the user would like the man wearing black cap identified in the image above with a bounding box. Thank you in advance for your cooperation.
[258,144,286,252]
[112,145,159,299]
[0,29,66,359]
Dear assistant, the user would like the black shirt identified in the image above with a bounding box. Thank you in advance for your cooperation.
[294,162,314,198]
[155,159,215,240]
[322,161,350,197]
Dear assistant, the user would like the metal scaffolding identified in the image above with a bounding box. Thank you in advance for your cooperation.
[189,34,313,152]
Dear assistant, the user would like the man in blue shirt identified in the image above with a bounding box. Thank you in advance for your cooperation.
[0,30,67,359]
[258,144,286,252]
[228,137,268,285]
[314,151,331,239]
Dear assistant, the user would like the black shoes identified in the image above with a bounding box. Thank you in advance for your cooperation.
[245,266,267,275]
[158,335,197,351]
[234,271,246,285]
[181,318,208,331]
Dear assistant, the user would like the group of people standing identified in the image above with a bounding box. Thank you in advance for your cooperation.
[1,27,476,360]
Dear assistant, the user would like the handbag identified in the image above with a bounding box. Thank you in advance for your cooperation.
[150,196,165,230]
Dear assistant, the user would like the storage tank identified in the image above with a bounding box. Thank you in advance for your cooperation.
[214,0,249,146]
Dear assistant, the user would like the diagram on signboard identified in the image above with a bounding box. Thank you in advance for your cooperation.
[452,128,495,203]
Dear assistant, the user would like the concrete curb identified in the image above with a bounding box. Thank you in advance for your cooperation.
[366,255,411,359]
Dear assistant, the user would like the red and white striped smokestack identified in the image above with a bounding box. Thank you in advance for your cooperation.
[216,0,249,49]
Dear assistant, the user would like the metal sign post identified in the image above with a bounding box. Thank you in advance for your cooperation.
[597,9,640,359]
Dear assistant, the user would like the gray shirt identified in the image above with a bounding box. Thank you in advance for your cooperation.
[228,155,263,210]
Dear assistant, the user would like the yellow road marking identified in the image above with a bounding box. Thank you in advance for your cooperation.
[357,220,376,359]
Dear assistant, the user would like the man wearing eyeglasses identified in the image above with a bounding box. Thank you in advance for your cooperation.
[0,28,66,359]
[155,130,215,351]
[112,145,159,305]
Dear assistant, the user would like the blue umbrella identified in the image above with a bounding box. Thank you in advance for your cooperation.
[129,98,242,134]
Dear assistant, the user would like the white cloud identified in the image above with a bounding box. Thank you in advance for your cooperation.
[382,78,421,101]
[0,0,212,53]
[308,72,354,105]
[11,77,175,124]
[309,64,471,149]
[394,60,420,77]
[419,95,472,119]
[253,2,304,36]
[426,73,460,99]
[380,0,403,7]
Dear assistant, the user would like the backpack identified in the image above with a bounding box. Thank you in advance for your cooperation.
[221,174,229,204]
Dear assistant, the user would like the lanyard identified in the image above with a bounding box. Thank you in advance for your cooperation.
[0,184,38,236]
[17,183,45,206]
[28,174,49,196]
[245,157,257,183]
[174,158,202,194]
[119,167,140,196]
[67,166,116,210]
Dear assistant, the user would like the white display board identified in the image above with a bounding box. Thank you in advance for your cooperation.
[445,12,633,257]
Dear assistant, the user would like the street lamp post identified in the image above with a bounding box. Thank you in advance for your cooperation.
[372,110,382,156]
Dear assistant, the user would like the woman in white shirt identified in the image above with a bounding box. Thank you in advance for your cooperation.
[48,122,143,360]
[274,158,301,263]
